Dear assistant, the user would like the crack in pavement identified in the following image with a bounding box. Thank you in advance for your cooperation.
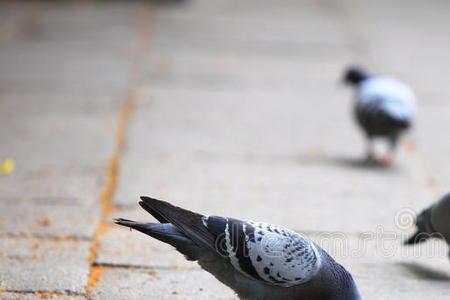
[2,289,85,298]
[84,5,154,295]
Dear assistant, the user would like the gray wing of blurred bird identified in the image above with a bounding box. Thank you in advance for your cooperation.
[405,193,450,250]
[114,197,361,300]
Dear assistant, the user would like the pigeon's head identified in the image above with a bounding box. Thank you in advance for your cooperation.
[404,207,437,245]
[342,66,369,86]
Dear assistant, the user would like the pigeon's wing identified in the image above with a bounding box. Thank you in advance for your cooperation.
[139,197,322,287]
[139,197,216,251]
[203,216,322,287]
[355,96,412,135]
[357,77,416,123]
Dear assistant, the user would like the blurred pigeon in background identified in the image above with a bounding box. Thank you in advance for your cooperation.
[115,197,362,300]
[343,66,416,165]
[405,192,450,258]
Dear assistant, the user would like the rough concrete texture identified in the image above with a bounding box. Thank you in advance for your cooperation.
[89,269,237,300]
[1,0,450,299]
[0,293,85,300]
[0,238,91,293]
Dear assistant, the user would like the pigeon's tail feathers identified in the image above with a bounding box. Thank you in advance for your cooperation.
[396,118,411,129]
[114,218,142,230]
[139,196,216,251]
[114,218,179,242]
[114,218,200,260]
[136,201,170,223]
[387,116,412,130]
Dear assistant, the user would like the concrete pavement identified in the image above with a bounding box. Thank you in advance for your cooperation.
[1,1,449,299]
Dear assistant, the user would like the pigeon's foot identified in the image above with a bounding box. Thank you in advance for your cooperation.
[377,152,395,167]
[364,152,379,166]
[363,151,395,167]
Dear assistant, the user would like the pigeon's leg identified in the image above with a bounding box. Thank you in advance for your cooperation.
[379,137,397,166]
[365,137,376,163]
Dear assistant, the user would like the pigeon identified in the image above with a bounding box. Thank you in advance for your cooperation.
[115,197,362,300]
[343,66,416,165]
[404,192,450,258]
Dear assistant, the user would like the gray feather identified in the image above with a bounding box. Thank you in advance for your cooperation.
[139,196,217,251]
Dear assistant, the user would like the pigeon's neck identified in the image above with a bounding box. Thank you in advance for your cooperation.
[329,262,361,300]
[317,251,362,300]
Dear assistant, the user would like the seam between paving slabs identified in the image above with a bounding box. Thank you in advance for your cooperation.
[85,5,154,295]
[0,233,87,241]
[1,290,85,299]
[84,84,137,294]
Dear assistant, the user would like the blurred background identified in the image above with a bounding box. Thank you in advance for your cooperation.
[0,0,449,299]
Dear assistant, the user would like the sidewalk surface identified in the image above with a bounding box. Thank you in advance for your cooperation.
[1,1,450,299]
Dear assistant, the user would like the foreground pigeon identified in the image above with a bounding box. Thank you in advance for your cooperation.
[405,192,450,258]
[115,197,362,300]
[343,66,416,165]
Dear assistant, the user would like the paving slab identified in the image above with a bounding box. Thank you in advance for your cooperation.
[115,153,427,233]
[0,165,104,204]
[0,42,133,95]
[413,103,450,194]
[150,19,352,61]
[144,55,352,91]
[349,262,450,300]
[89,268,237,300]
[0,293,85,300]
[0,0,143,297]
[0,238,90,293]
[0,146,105,239]
[26,3,137,46]
[118,87,356,156]
[0,203,98,239]
[0,95,116,169]
[0,2,136,95]
[306,232,450,268]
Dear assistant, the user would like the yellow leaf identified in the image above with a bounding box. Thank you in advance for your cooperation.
[0,159,15,175]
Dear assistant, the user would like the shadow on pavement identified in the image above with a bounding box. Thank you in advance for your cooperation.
[320,156,395,171]
[298,154,400,172]
[194,151,401,172]
[397,262,450,281]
